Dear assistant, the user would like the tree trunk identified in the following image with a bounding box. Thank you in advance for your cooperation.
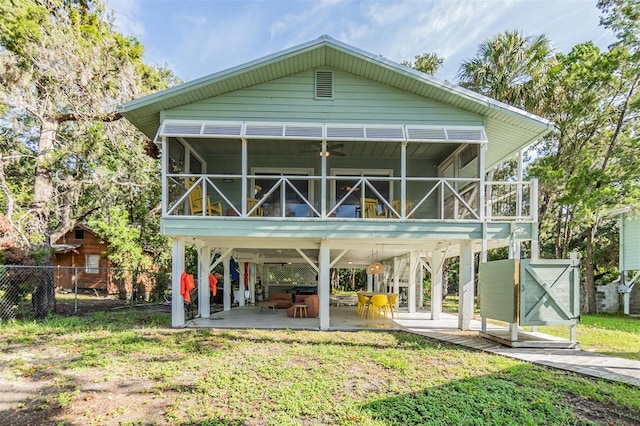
[584,224,597,314]
[29,117,59,318]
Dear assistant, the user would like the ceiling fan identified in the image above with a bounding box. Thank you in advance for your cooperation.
[301,141,346,157]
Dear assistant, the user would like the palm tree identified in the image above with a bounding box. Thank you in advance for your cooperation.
[457,30,555,115]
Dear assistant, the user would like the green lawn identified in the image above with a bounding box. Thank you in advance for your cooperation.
[1,309,639,425]
[536,313,640,361]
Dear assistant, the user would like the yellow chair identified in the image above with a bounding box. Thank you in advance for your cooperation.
[391,200,414,219]
[364,198,386,218]
[368,294,391,319]
[387,293,399,318]
[247,198,264,216]
[356,292,370,318]
[186,179,222,216]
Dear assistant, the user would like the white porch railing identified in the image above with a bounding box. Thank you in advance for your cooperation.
[164,173,537,222]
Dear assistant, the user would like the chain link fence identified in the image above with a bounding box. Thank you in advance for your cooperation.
[0,265,170,321]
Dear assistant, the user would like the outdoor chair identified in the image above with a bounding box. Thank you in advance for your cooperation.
[364,198,386,218]
[368,294,392,319]
[186,179,222,216]
[247,198,264,216]
[390,199,414,219]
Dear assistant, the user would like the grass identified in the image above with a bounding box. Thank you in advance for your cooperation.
[1,308,639,425]
[536,313,640,361]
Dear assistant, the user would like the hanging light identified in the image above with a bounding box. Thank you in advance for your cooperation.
[366,261,384,275]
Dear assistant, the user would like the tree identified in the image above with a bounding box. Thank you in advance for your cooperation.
[402,52,444,75]
[0,0,175,316]
[458,30,554,114]
[529,0,640,313]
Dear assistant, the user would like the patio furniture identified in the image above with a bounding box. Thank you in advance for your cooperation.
[387,293,399,318]
[368,294,392,319]
[389,200,414,218]
[287,294,319,318]
[247,198,264,216]
[356,291,371,317]
[364,198,386,218]
[292,304,307,318]
[256,301,277,313]
[186,179,222,216]
[269,292,293,309]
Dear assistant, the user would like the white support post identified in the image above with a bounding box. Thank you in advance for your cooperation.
[478,143,486,221]
[238,261,246,307]
[458,241,474,330]
[321,140,327,217]
[401,142,407,218]
[223,255,231,311]
[507,231,519,340]
[161,137,168,216]
[171,239,185,327]
[241,139,248,216]
[481,226,488,332]
[367,274,373,292]
[249,263,256,305]
[408,251,418,314]
[199,247,211,319]
[318,241,330,330]
[393,257,400,295]
[430,250,445,320]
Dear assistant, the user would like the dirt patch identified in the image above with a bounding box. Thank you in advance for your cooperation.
[563,393,640,425]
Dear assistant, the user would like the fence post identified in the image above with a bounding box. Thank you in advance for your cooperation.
[74,266,78,315]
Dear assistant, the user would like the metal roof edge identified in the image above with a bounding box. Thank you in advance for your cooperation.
[485,125,554,170]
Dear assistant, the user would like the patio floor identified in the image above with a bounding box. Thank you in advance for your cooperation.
[186,305,501,332]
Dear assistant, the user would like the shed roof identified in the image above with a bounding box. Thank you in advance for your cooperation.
[118,35,553,168]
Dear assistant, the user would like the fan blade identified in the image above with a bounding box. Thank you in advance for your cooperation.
[327,143,344,150]
[332,151,346,157]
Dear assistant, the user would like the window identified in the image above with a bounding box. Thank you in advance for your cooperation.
[74,229,84,240]
[331,169,393,217]
[251,168,314,217]
[85,255,100,274]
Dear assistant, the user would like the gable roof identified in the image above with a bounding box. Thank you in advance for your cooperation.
[118,35,553,168]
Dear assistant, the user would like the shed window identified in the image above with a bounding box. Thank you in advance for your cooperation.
[315,70,333,99]
[86,255,100,274]
[74,229,85,240]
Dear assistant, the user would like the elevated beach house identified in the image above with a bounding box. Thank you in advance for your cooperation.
[118,35,553,329]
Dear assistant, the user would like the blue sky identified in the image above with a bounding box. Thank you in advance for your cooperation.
[105,0,615,83]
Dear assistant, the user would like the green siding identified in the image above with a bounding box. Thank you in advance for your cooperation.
[479,259,517,323]
[622,216,640,270]
[164,69,484,126]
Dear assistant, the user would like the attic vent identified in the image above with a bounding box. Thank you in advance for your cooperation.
[245,124,284,137]
[447,129,486,141]
[315,70,333,99]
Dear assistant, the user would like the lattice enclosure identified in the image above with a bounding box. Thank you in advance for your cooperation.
[265,265,316,285]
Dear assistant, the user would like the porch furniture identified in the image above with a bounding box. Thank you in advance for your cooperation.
[364,198,386,218]
[186,179,222,216]
[368,294,392,319]
[247,198,264,216]
[269,292,293,309]
[389,200,414,218]
[292,304,307,318]
[387,293,399,318]
[287,294,319,318]
[256,301,277,313]
[356,291,371,317]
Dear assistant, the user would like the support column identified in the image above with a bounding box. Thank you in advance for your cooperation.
[393,257,400,295]
[249,263,256,305]
[238,262,246,307]
[318,241,330,330]
[171,239,185,327]
[430,250,445,320]
[408,251,418,314]
[418,266,424,309]
[367,274,373,292]
[223,256,231,311]
[458,241,474,330]
[198,247,211,319]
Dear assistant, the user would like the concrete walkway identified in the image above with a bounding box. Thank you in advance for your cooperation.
[400,326,640,388]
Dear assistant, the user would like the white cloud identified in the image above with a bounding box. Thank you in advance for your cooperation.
[105,0,146,38]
